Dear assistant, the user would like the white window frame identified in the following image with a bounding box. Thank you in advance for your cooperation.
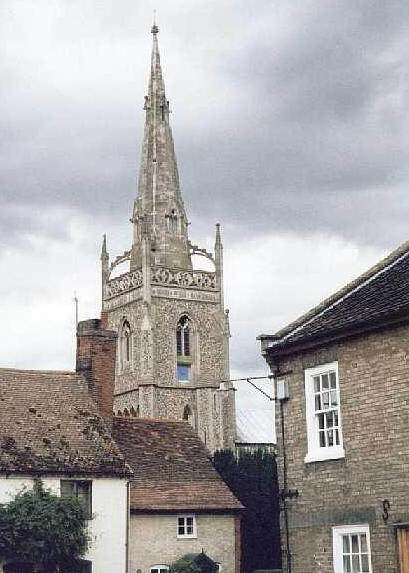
[150,566,169,573]
[177,514,197,538]
[332,524,372,573]
[304,361,345,463]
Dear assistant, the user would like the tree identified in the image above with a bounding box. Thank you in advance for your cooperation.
[170,552,218,573]
[213,449,280,573]
[0,478,89,572]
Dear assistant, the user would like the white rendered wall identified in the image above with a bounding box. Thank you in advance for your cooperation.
[0,475,128,573]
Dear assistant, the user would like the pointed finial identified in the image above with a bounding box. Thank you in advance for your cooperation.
[101,234,109,261]
[151,10,159,35]
[215,223,222,245]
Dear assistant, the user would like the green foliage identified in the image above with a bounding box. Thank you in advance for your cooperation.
[170,552,218,573]
[213,449,280,573]
[0,478,89,572]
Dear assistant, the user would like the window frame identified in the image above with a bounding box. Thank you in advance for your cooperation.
[176,315,194,383]
[177,514,197,539]
[304,361,345,463]
[332,524,372,573]
[60,480,92,520]
[150,566,169,573]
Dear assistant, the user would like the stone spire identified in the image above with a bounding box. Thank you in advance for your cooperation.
[131,23,191,270]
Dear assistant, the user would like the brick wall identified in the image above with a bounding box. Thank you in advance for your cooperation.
[269,324,409,573]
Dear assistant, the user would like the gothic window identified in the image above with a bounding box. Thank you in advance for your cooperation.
[123,408,130,418]
[120,320,132,369]
[177,315,192,382]
[183,404,195,428]
[130,406,137,418]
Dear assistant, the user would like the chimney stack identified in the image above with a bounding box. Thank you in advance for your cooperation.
[76,319,117,427]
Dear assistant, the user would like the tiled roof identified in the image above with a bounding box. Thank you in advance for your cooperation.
[113,417,243,511]
[0,369,131,477]
[267,240,409,354]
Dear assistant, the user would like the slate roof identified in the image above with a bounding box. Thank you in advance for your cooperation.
[113,417,243,512]
[265,239,409,356]
[0,368,131,477]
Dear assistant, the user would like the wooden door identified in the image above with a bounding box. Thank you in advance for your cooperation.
[397,528,409,573]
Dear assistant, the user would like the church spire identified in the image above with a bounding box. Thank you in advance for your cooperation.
[131,23,191,271]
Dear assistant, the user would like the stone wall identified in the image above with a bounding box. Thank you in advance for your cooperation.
[270,324,409,573]
[108,290,235,453]
[129,513,239,573]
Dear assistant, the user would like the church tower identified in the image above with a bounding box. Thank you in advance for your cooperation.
[101,24,236,453]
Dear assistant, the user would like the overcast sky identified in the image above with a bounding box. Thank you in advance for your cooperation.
[1,1,408,421]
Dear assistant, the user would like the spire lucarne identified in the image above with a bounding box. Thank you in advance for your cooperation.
[130,23,191,270]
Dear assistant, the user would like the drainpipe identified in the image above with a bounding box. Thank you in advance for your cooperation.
[126,480,130,573]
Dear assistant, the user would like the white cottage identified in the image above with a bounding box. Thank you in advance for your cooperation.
[0,319,132,573]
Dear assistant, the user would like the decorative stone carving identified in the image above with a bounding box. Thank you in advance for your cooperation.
[151,267,216,290]
[106,270,143,298]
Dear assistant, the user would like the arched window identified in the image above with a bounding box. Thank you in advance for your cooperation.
[136,405,140,417]
[177,315,192,382]
[130,406,137,418]
[123,408,130,418]
[120,320,132,368]
[183,404,195,428]
[117,410,123,417]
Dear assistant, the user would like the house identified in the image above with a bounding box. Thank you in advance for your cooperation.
[113,417,243,573]
[259,239,409,573]
[0,319,132,573]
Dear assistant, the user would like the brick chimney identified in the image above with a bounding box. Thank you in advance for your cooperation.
[76,318,117,427]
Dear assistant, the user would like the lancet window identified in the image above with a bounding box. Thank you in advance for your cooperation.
[177,315,192,382]
[120,320,132,369]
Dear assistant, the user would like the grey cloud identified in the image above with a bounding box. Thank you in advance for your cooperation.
[2,0,409,253]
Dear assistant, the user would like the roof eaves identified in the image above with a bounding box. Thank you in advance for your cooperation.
[271,239,409,344]
[266,309,409,359]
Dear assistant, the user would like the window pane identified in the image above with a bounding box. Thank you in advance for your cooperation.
[330,371,337,388]
[361,554,369,572]
[318,413,325,429]
[323,392,330,408]
[328,430,334,446]
[330,390,338,406]
[315,395,322,411]
[335,429,340,445]
[360,534,368,553]
[351,535,359,553]
[351,555,360,572]
[61,481,75,496]
[343,555,351,573]
[178,525,185,535]
[319,431,326,447]
[313,376,320,392]
[322,374,329,389]
[343,535,350,553]
[177,365,190,381]
[327,411,334,427]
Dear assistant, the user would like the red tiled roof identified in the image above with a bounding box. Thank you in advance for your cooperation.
[0,369,131,477]
[113,417,243,511]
